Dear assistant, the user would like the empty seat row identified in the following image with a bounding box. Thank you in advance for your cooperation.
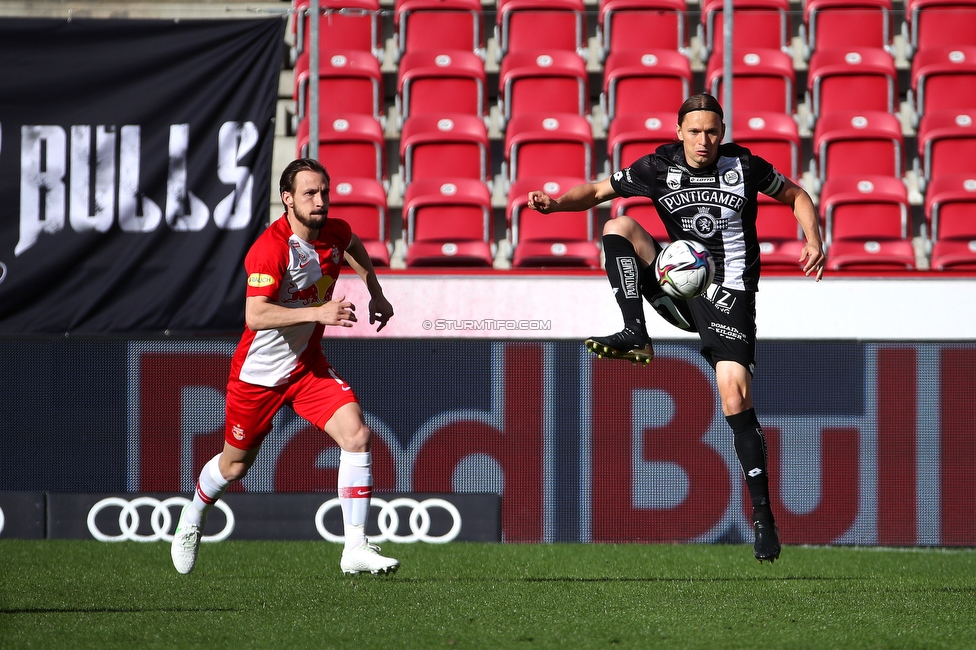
[298,111,596,190]
[613,172,976,273]
[332,168,976,272]
[290,0,976,65]
[288,0,976,138]
[292,40,976,139]
[295,105,976,197]
[291,0,481,64]
[680,181,976,273]
[328,175,601,269]
[802,108,976,270]
[318,109,976,272]
[286,1,976,273]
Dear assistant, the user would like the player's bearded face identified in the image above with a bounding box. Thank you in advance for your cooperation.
[289,170,330,230]
[677,111,725,169]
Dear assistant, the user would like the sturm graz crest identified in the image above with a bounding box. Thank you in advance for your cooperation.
[693,206,717,236]
[667,167,682,190]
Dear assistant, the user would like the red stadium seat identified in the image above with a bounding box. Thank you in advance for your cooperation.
[733,112,802,181]
[821,175,910,242]
[706,49,796,115]
[827,239,917,270]
[915,110,976,191]
[926,174,976,270]
[504,113,595,184]
[756,194,808,273]
[812,111,904,188]
[498,50,589,127]
[329,178,391,267]
[930,240,976,270]
[757,194,802,242]
[292,0,383,62]
[700,0,792,57]
[820,176,916,270]
[293,50,384,128]
[396,50,488,125]
[507,177,601,268]
[495,0,586,61]
[606,113,676,173]
[906,0,976,54]
[910,46,976,126]
[806,47,898,126]
[610,196,670,243]
[597,0,689,62]
[399,113,491,188]
[601,49,693,127]
[403,178,495,267]
[296,114,387,186]
[803,0,894,58]
[393,0,485,61]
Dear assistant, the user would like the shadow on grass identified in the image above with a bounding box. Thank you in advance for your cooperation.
[0,607,240,614]
[521,576,866,583]
[351,576,866,584]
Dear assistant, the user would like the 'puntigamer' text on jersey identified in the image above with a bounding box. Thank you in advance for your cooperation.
[229,216,352,387]
[609,141,787,291]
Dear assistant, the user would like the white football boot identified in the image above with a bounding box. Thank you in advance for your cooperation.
[340,542,400,575]
[170,504,203,575]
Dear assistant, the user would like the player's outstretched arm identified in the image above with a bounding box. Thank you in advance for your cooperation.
[344,233,393,331]
[775,179,826,281]
[527,177,617,214]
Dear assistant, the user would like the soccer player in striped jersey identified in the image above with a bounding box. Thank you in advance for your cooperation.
[527,94,826,562]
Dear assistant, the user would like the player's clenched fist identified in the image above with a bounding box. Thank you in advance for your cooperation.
[369,294,393,332]
[527,190,554,213]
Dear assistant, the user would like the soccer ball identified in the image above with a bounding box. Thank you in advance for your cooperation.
[654,239,715,300]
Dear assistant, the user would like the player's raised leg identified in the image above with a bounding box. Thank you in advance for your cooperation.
[585,218,656,364]
[326,402,399,576]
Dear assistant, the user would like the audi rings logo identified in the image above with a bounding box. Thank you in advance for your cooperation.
[86,496,235,543]
[315,497,462,544]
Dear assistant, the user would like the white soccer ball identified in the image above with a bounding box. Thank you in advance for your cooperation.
[654,239,716,300]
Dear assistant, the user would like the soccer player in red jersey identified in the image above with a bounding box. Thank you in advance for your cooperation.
[171,158,398,576]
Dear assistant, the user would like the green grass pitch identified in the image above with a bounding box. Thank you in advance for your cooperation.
[2,540,975,649]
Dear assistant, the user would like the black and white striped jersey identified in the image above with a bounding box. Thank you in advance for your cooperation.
[609,141,787,291]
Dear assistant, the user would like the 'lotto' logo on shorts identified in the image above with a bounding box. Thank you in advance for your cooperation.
[232,424,245,441]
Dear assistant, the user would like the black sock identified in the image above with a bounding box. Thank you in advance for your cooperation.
[728,408,773,523]
[639,257,665,302]
[602,234,646,335]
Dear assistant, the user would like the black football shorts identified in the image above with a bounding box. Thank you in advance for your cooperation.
[686,284,758,374]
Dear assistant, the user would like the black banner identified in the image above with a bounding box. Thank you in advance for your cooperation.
[0,18,285,334]
[0,492,46,539]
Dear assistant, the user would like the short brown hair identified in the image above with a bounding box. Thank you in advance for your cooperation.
[279,158,330,199]
[678,93,725,125]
